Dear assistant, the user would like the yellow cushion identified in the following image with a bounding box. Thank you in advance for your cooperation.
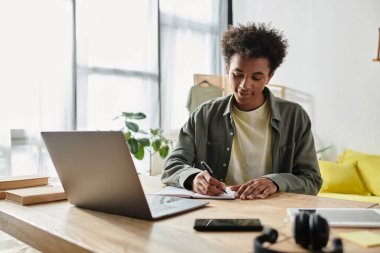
[339,149,380,196]
[318,160,370,195]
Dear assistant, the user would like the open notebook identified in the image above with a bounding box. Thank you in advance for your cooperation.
[156,186,236,200]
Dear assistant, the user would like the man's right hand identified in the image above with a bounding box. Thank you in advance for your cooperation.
[192,170,226,195]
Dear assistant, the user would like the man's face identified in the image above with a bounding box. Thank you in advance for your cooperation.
[226,54,273,111]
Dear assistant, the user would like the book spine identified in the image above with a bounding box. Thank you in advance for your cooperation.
[22,192,67,205]
[0,179,48,190]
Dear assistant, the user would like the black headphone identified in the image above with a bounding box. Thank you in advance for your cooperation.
[254,212,343,253]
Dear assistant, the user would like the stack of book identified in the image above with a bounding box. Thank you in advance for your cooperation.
[0,175,66,205]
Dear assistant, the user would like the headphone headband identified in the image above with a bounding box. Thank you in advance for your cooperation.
[254,213,343,253]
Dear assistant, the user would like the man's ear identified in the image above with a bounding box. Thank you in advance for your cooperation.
[267,71,275,84]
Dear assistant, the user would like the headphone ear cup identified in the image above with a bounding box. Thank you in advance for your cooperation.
[309,213,329,250]
[293,212,310,249]
[332,238,343,253]
[263,227,278,244]
[254,227,279,253]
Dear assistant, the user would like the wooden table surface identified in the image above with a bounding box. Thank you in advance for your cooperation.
[0,175,379,253]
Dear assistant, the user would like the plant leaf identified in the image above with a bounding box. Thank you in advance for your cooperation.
[159,145,169,159]
[127,138,138,154]
[129,112,146,120]
[138,138,150,147]
[124,132,132,140]
[134,144,145,160]
[125,121,139,132]
[150,128,159,135]
[122,112,134,118]
[152,139,161,151]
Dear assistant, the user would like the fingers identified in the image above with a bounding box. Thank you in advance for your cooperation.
[236,178,277,200]
[256,188,272,199]
[192,172,277,199]
[235,180,254,197]
[192,171,226,196]
[208,177,226,191]
[229,185,241,191]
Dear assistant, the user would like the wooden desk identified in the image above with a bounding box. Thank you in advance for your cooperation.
[0,176,379,253]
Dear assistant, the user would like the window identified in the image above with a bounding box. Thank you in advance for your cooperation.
[0,0,73,177]
[75,0,158,173]
[160,0,227,137]
[0,0,227,176]
[76,0,159,131]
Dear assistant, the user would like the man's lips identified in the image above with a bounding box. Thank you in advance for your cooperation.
[237,89,252,96]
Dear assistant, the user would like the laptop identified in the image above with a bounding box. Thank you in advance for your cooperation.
[41,131,208,220]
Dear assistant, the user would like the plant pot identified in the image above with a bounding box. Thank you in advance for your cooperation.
[150,152,165,176]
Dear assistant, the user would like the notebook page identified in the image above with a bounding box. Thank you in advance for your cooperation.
[155,186,194,198]
[192,187,236,200]
[155,186,236,199]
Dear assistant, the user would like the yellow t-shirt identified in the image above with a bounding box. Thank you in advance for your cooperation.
[225,99,272,185]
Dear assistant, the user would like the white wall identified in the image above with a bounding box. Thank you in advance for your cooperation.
[234,0,380,160]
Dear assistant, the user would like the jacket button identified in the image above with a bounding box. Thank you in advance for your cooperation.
[230,132,233,136]
[222,163,227,167]
[226,147,230,151]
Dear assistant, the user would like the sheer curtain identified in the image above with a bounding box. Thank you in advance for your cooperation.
[76,0,158,131]
[75,0,158,173]
[0,0,74,177]
[160,0,228,138]
[0,0,227,177]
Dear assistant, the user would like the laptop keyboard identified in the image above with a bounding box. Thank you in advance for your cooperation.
[149,203,177,213]
[147,195,183,213]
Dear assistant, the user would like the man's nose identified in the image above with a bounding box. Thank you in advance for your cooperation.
[239,77,252,89]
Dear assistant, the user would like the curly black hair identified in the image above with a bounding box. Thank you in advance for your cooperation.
[221,23,288,73]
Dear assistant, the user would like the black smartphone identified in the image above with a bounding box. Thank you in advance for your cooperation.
[193,218,263,231]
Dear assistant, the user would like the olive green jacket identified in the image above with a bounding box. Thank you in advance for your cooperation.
[161,87,322,195]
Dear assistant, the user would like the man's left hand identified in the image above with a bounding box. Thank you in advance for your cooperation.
[230,177,278,200]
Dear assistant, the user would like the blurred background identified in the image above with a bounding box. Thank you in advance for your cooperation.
[0,0,379,177]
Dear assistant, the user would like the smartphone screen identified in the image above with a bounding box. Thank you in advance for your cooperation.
[193,218,263,231]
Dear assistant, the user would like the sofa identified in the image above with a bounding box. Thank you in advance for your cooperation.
[317,149,380,204]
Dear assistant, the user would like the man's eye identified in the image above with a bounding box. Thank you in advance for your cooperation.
[233,73,243,78]
[252,76,263,81]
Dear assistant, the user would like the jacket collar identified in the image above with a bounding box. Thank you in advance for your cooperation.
[265,87,281,123]
[223,95,234,116]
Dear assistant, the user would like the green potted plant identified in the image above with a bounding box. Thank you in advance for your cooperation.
[117,112,172,175]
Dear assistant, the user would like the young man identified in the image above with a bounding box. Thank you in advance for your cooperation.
[161,23,322,200]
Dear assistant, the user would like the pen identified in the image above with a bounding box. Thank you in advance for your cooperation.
[200,161,227,194]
